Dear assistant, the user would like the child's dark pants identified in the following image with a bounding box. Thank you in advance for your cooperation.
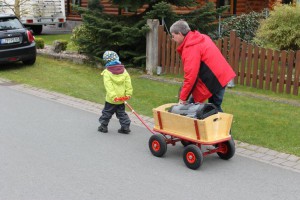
[99,102,131,128]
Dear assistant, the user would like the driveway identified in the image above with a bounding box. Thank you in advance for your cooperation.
[1,78,300,200]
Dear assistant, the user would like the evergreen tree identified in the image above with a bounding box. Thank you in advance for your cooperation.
[143,1,176,28]
[183,2,229,39]
[112,0,196,13]
[72,0,149,67]
[71,0,227,68]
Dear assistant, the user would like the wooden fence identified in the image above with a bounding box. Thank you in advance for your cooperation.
[158,25,300,96]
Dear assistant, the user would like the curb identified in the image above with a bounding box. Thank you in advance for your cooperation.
[1,78,300,173]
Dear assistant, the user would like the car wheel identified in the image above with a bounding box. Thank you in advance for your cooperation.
[30,25,43,35]
[23,58,36,65]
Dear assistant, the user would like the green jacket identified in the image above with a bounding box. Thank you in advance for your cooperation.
[101,68,133,104]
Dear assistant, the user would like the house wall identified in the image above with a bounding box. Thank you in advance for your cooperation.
[235,0,269,14]
[66,0,277,21]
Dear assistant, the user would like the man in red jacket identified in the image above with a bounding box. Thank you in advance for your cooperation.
[170,20,236,112]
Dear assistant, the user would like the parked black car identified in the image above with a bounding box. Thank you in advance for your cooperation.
[0,14,36,65]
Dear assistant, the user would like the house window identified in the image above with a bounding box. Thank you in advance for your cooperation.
[216,0,236,15]
[282,0,293,4]
[217,0,230,7]
[68,0,81,14]
[73,0,81,5]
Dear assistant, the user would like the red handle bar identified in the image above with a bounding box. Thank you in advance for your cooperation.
[114,96,130,102]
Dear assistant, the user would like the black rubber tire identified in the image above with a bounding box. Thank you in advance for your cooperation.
[183,144,203,170]
[23,57,36,65]
[149,134,167,157]
[217,138,235,160]
[181,140,193,147]
[30,25,43,35]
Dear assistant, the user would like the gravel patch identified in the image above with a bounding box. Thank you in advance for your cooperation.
[37,45,89,64]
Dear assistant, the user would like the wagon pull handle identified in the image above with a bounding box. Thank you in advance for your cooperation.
[114,96,130,102]
[123,100,156,135]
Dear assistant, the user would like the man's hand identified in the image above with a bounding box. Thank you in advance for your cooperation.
[178,99,186,104]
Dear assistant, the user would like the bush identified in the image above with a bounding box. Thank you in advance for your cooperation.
[35,37,45,49]
[221,11,266,42]
[254,5,300,50]
[71,25,92,53]
[52,40,68,53]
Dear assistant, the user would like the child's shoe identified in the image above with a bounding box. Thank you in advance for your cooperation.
[118,127,131,134]
[98,124,108,133]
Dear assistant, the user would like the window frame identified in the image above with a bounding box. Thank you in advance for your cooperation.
[67,0,81,14]
[282,0,293,4]
[216,0,236,15]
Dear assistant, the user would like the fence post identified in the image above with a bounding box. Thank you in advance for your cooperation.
[146,19,159,75]
[227,31,236,88]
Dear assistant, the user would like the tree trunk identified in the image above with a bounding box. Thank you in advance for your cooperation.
[14,0,20,18]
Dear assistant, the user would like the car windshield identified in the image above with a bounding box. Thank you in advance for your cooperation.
[0,17,23,30]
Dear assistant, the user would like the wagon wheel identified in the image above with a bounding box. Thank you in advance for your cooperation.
[216,137,235,160]
[183,145,203,170]
[181,140,193,147]
[149,134,167,157]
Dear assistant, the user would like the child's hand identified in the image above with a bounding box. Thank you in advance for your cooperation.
[114,96,130,102]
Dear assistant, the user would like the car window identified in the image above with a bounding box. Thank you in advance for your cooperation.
[0,17,23,30]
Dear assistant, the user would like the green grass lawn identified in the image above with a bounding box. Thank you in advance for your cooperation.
[1,55,300,156]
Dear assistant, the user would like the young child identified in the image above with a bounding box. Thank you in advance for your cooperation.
[98,51,133,134]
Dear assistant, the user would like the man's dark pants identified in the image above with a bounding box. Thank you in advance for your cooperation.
[208,87,226,112]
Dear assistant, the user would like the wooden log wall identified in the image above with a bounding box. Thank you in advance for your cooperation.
[66,0,275,21]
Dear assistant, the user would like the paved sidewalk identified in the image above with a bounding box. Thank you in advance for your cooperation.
[1,78,300,173]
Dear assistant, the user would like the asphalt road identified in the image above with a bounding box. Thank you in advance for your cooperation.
[1,85,300,200]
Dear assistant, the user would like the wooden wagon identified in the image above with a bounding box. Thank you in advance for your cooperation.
[148,103,235,170]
